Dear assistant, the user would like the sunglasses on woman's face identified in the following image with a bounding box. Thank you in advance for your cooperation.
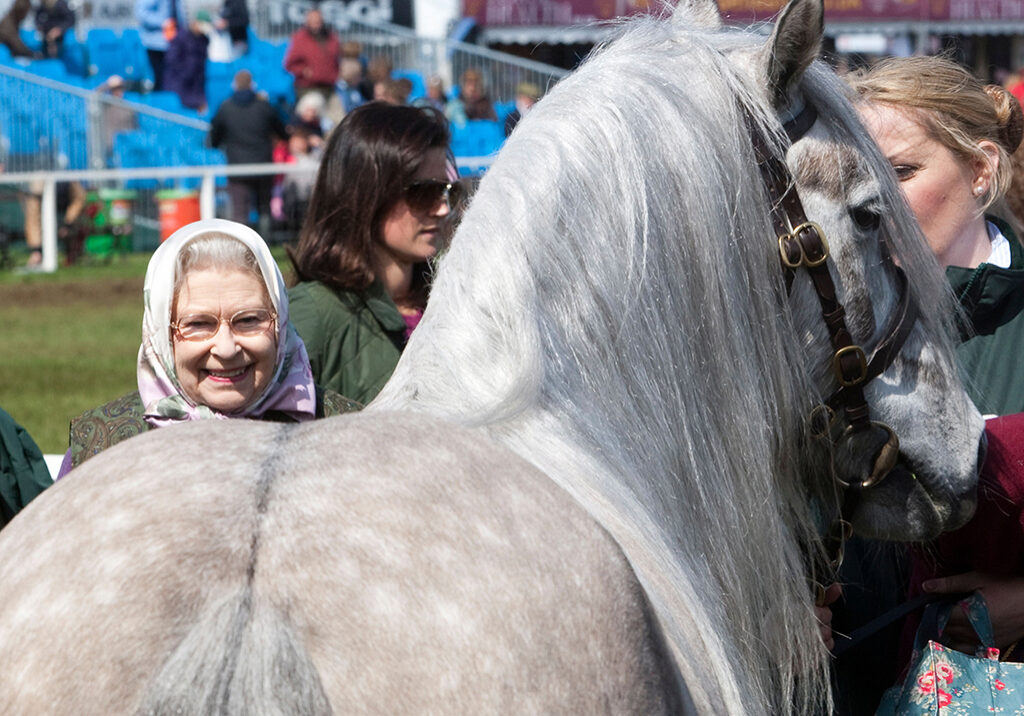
[403,180,464,213]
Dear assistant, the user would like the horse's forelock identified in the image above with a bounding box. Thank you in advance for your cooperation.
[799,63,962,360]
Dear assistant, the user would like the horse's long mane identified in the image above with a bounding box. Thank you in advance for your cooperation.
[374,9,957,713]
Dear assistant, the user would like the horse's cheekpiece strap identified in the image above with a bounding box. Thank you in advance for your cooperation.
[761,93,920,591]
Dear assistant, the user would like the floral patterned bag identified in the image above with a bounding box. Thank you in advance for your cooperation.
[876,593,1024,714]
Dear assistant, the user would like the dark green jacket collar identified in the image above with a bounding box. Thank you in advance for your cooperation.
[362,278,407,334]
[947,217,1024,333]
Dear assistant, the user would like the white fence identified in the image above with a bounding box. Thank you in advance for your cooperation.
[1,158,493,273]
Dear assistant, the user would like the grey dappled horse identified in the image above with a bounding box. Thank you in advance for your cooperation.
[0,0,984,712]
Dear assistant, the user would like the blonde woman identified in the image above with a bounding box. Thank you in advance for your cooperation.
[837,57,1024,709]
[849,55,1024,417]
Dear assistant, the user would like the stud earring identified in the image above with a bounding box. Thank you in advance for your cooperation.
[974,185,985,196]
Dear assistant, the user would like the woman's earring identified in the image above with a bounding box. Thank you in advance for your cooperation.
[974,185,985,196]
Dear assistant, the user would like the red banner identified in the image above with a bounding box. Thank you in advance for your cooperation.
[463,0,652,26]
[720,0,932,22]
[465,0,1024,26]
[945,0,1024,20]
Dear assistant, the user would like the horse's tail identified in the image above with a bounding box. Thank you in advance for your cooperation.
[134,590,332,716]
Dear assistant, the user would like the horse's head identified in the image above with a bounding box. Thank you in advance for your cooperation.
[744,0,984,542]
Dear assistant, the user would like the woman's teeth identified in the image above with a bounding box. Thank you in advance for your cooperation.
[208,368,246,378]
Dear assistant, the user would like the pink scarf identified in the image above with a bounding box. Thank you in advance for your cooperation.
[137,219,317,427]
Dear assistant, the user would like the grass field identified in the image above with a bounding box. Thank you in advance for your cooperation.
[0,247,293,454]
[1,253,148,453]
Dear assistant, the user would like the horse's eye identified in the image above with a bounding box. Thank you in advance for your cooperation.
[850,206,881,233]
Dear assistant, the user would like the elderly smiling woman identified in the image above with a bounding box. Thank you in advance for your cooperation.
[57,219,356,478]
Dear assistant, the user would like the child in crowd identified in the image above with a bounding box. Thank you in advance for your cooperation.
[272,127,321,232]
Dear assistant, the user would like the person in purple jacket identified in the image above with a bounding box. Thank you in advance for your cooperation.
[164,11,210,112]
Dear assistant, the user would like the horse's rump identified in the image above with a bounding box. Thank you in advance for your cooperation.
[0,413,682,714]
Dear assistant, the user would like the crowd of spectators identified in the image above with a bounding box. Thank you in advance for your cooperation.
[1,0,547,266]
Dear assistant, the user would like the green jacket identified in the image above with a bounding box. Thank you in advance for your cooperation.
[288,279,407,405]
[947,219,1024,416]
[69,387,358,472]
[0,406,52,528]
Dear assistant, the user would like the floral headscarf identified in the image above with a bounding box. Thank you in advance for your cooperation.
[137,219,316,426]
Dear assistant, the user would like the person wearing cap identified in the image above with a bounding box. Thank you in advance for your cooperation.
[98,75,138,165]
[504,81,541,137]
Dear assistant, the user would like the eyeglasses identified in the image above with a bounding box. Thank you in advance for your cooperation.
[403,180,464,213]
[171,308,277,341]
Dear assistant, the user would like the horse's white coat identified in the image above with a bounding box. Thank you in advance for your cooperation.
[0,0,983,713]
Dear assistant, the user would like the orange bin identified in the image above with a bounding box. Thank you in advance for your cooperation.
[156,189,201,241]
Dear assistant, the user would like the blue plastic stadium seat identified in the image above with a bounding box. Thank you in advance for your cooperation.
[113,130,162,187]
[145,90,186,114]
[202,148,226,164]
[449,129,475,158]
[60,34,88,76]
[248,37,279,68]
[48,93,86,130]
[119,28,150,83]
[206,58,236,83]
[29,58,69,82]
[206,87,232,116]
[260,77,293,111]
[19,28,41,54]
[86,28,125,80]
[205,59,236,114]
[136,112,162,135]
[56,126,88,169]
[5,109,45,157]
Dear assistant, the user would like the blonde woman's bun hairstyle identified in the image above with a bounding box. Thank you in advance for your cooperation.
[985,84,1024,155]
[846,55,1017,210]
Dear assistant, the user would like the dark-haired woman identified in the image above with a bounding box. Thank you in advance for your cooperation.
[286,102,462,405]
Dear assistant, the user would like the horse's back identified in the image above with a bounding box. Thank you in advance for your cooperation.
[0,412,683,714]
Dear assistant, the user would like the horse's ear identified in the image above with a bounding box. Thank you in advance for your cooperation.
[672,0,722,29]
[763,0,823,108]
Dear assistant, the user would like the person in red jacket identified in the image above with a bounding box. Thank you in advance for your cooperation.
[283,8,340,104]
[906,412,1024,659]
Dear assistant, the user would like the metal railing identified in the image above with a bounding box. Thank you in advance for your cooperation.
[3,0,569,107]
[0,63,214,175]
[0,7,562,273]
[0,157,493,273]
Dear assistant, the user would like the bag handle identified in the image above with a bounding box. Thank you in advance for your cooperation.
[832,591,958,658]
[915,592,996,652]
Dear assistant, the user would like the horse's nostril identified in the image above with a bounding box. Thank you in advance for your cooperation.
[977,431,989,474]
